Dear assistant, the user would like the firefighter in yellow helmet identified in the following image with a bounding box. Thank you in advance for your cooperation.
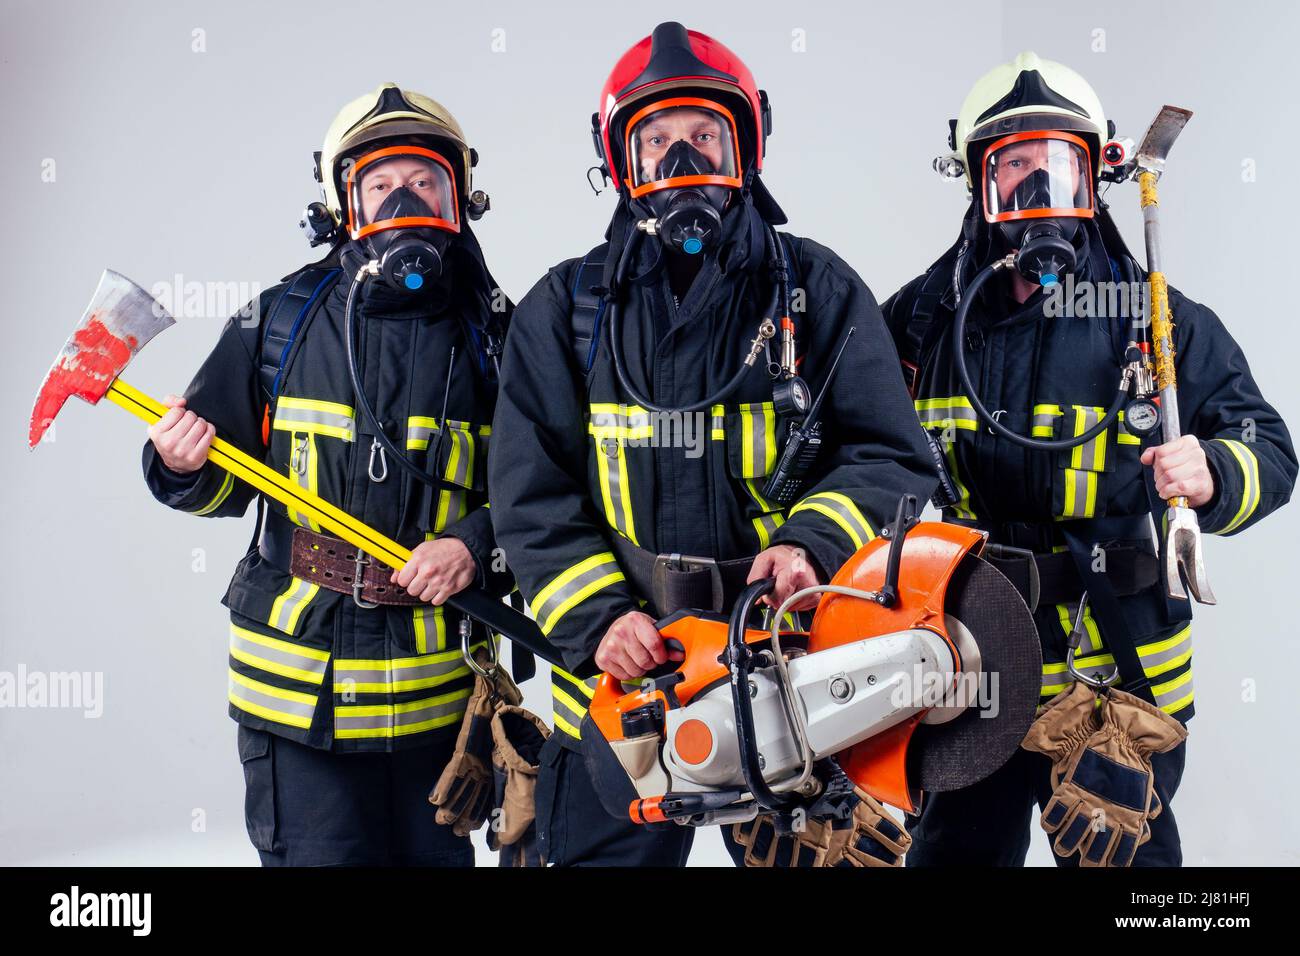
[883,53,1295,866]
[142,84,515,865]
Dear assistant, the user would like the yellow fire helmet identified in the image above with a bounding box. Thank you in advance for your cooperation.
[939,52,1109,191]
[316,83,480,230]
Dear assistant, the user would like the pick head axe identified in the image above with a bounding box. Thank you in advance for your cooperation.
[1133,106,1215,605]
[29,270,569,668]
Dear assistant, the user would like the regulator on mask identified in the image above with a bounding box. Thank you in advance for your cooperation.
[625,98,743,255]
[346,145,460,292]
[982,131,1094,287]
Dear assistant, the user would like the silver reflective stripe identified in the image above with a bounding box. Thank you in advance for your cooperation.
[333,647,474,693]
[407,419,438,448]
[530,553,626,636]
[1032,404,1062,438]
[1069,407,1107,471]
[268,577,319,634]
[229,623,328,685]
[274,403,355,441]
[1151,671,1193,713]
[589,406,652,436]
[443,427,475,486]
[752,510,786,550]
[433,488,467,533]
[228,670,317,729]
[710,404,725,440]
[334,687,472,738]
[1137,626,1192,678]
[551,669,596,739]
[915,396,977,430]
[739,402,777,476]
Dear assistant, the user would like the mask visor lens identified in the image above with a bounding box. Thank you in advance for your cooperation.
[347,146,458,238]
[626,99,742,195]
[983,133,1092,222]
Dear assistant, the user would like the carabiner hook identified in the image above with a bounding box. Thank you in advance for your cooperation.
[1066,593,1120,690]
[368,436,388,483]
[462,616,499,679]
[292,435,309,476]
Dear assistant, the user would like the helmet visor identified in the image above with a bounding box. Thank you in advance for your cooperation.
[982,132,1093,223]
[346,145,459,239]
[625,98,742,197]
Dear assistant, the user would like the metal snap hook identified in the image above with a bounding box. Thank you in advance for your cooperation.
[988,409,1007,437]
[368,436,388,482]
[462,616,499,679]
[292,435,309,476]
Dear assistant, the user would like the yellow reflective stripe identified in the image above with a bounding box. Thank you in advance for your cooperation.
[752,510,786,550]
[191,470,234,516]
[553,712,581,738]
[551,684,588,719]
[914,396,974,410]
[593,432,639,544]
[268,576,320,635]
[710,404,725,440]
[228,669,317,729]
[1214,439,1261,533]
[230,624,329,685]
[1136,625,1193,678]
[273,397,355,440]
[286,432,322,532]
[1055,602,1102,654]
[531,553,627,636]
[788,492,875,551]
[915,396,978,430]
[333,644,477,693]
[1115,411,1141,445]
[413,604,446,654]
[740,402,777,475]
[1151,669,1194,714]
[553,668,596,698]
[1032,404,1063,438]
[334,686,472,738]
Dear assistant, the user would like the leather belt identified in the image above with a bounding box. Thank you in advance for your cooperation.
[609,533,753,617]
[259,511,422,607]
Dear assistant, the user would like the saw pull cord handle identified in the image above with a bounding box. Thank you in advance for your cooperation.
[951,255,1129,451]
[764,582,884,796]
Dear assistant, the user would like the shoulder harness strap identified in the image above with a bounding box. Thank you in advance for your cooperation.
[570,242,611,374]
[258,264,341,441]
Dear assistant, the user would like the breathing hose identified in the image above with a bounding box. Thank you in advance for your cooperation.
[951,255,1128,452]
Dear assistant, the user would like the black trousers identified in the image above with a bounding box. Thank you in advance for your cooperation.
[237,724,474,867]
[906,743,1186,867]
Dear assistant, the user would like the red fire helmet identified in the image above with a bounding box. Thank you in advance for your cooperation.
[593,21,771,192]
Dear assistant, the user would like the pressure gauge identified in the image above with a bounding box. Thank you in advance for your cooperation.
[1123,397,1162,439]
[773,376,812,418]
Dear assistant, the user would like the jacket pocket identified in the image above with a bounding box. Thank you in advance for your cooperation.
[725,401,788,547]
[432,420,489,492]
[1041,404,1118,519]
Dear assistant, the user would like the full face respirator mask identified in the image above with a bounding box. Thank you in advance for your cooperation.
[624,98,744,255]
[346,145,460,292]
[981,131,1094,286]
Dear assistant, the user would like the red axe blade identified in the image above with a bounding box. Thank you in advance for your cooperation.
[29,270,175,448]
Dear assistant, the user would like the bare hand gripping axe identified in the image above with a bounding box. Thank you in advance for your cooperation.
[29,269,566,667]
[1132,106,1215,605]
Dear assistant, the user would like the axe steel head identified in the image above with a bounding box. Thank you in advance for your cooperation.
[1166,505,1216,605]
[28,270,174,448]
[1135,105,1193,177]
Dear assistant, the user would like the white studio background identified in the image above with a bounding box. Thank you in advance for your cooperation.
[2,0,1296,866]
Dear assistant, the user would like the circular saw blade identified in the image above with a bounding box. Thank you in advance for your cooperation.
[909,553,1042,792]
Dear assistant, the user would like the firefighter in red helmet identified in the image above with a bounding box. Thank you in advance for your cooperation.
[489,22,936,865]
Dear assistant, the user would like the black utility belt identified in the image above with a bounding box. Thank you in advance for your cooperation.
[608,533,754,618]
[973,538,1159,614]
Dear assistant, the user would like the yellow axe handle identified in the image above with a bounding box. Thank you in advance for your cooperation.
[104,378,413,571]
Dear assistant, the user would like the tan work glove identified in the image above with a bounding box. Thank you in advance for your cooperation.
[1040,688,1187,867]
[825,790,911,867]
[1021,680,1104,787]
[732,812,839,867]
[488,703,551,867]
[428,654,522,837]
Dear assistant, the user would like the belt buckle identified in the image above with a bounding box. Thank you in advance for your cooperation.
[351,552,381,609]
[983,543,1041,614]
[651,552,725,613]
